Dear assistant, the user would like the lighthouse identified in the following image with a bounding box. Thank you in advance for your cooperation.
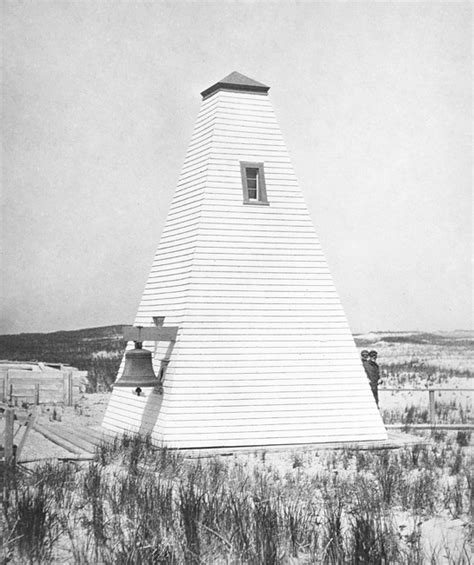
[102,72,387,449]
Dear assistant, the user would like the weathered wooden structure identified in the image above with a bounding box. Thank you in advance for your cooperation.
[0,362,88,406]
[1,408,37,461]
[103,72,388,449]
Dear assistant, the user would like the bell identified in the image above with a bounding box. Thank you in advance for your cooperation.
[114,342,158,388]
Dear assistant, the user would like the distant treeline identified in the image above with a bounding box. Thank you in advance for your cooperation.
[0,325,125,391]
[354,332,474,347]
[2,326,472,392]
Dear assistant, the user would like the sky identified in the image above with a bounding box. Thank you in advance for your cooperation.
[1,1,472,335]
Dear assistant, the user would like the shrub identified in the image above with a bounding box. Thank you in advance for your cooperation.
[179,480,203,564]
[456,430,471,447]
[9,485,60,564]
[373,450,400,506]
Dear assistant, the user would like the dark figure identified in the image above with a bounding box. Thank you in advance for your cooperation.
[360,349,370,370]
[361,349,373,399]
[365,350,381,407]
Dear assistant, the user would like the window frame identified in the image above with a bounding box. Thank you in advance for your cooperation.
[240,162,269,205]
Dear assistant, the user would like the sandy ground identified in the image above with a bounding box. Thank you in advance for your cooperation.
[17,389,473,460]
[12,392,473,563]
[18,392,109,462]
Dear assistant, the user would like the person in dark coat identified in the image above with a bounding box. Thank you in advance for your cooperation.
[360,349,370,371]
[361,349,375,401]
[365,350,381,407]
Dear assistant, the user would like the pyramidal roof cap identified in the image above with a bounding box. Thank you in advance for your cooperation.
[201,71,270,99]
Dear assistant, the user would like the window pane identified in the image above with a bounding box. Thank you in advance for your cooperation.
[246,168,259,200]
[240,162,268,205]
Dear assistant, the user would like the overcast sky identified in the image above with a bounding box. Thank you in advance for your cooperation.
[1,1,472,335]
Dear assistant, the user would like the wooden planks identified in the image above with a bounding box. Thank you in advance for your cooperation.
[33,423,90,455]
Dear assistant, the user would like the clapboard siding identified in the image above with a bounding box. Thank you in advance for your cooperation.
[162,384,374,394]
[162,350,360,359]
[103,83,387,447]
[198,223,316,233]
[153,343,358,353]
[158,432,386,444]
[165,398,373,410]
[160,393,372,404]
[156,429,387,445]
[145,272,333,283]
[174,288,341,297]
[181,321,349,328]
[191,259,330,268]
[104,82,219,432]
[136,312,347,321]
[163,384,374,394]
[132,105,210,331]
[148,413,380,426]
[200,204,306,214]
[194,235,320,245]
[141,313,348,322]
[191,269,335,278]
[174,332,353,340]
[165,379,371,389]
[179,329,350,337]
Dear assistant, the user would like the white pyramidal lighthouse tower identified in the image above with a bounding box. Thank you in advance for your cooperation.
[103,72,387,449]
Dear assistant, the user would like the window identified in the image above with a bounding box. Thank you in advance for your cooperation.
[240,162,269,205]
[246,168,259,200]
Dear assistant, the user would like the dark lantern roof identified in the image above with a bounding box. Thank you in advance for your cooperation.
[201,71,270,99]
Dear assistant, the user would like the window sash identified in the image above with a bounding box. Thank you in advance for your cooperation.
[240,162,268,205]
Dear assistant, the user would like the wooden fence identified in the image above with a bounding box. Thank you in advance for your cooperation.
[0,370,75,406]
[381,387,473,429]
[0,406,37,465]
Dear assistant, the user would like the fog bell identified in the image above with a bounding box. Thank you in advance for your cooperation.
[114,342,158,388]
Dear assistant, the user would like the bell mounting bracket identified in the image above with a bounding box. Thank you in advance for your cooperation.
[123,325,178,344]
